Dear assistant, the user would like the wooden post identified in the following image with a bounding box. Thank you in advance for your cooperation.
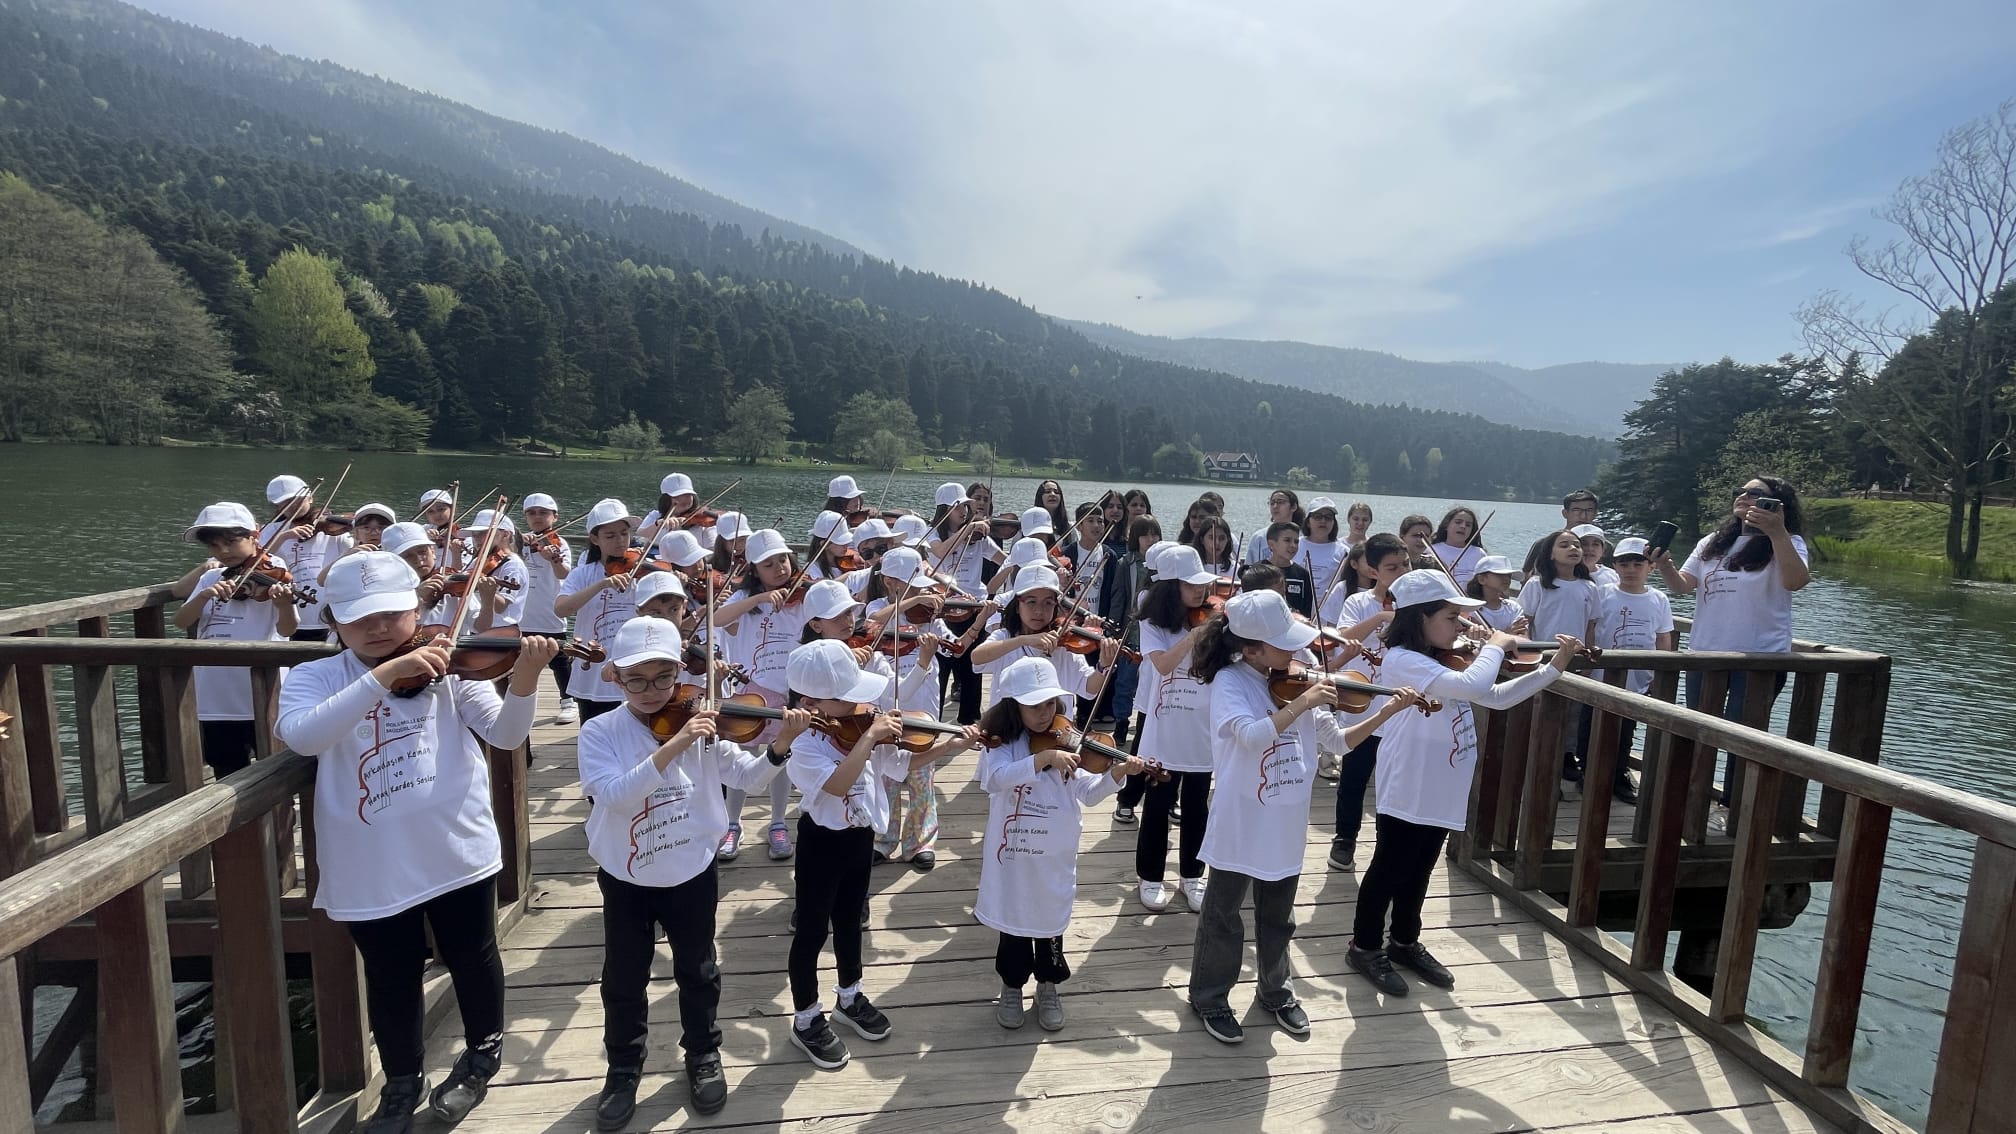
[133,606,171,785]
[96,876,184,1133]
[1820,667,1890,838]
[213,814,297,1132]
[249,668,297,891]
[0,667,35,879]
[489,740,531,905]
[1631,734,1695,970]
[1567,671,1627,927]
[1466,706,1507,861]
[1776,670,1824,837]
[1927,837,2016,1131]
[1630,668,1681,844]
[0,955,33,1130]
[1803,796,1891,1087]
[1723,669,1775,832]
[300,780,368,1094]
[1490,698,1533,856]
[1682,669,1728,844]
[1514,690,1567,888]
[75,661,125,836]
[12,630,66,834]
[159,668,211,899]
[1709,761,1783,1022]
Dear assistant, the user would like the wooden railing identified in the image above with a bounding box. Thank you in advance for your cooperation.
[1455,637,2016,1133]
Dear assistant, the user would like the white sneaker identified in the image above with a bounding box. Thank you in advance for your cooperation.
[1180,878,1208,913]
[555,700,579,725]
[1138,879,1171,912]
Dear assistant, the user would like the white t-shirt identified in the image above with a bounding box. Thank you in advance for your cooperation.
[1432,542,1487,590]
[1357,644,1561,831]
[520,537,573,635]
[864,600,952,715]
[723,600,810,696]
[190,563,291,721]
[557,567,639,703]
[1587,564,1621,588]
[1682,534,1809,653]
[1200,661,1344,880]
[1598,585,1675,694]
[276,652,534,920]
[976,628,1097,713]
[487,554,529,628]
[1244,530,1273,568]
[263,525,350,624]
[1476,598,1525,633]
[642,510,717,551]
[1300,541,1344,603]
[785,727,912,833]
[578,707,780,888]
[974,735,1122,937]
[1327,588,1389,639]
[1521,577,1601,643]
[944,534,1002,598]
[1066,540,1108,612]
[1137,620,1212,773]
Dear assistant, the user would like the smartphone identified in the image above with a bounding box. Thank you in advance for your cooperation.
[1754,497,1781,512]
[1648,520,1678,557]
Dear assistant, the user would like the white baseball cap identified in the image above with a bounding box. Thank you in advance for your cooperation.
[934,482,969,507]
[787,638,888,702]
[418,488,454,511]
[185,502,258,541]
[1156,545,1219,585]
[746,529,791,564]
[353,502,397,525]
[996,656,1068,706]
[265,475,309,506]
[1307,497,1338,514]
[827,475,862,499]
[610,616,683,669]
[1472,554,1518,576]
[1004,537,1050,570]
[802,579,863,622]
[1225,589,1319,651]
[891,515,931,546]
[1144,540,1179,576]
[323,551,420,623]
[659,473,695,497]
[1012,564,1063,597]
[1613,537,1651,559]
[632,570,688,609]
[879,546,938,588]
[585,498,639,534]
[465,509,515,534]
[1390,569,1485,611]
[810,511,855,546]
[522,493,558,512]
[713,511,752,540]
[381,522,434,557]
[1571,523,1607,541]
[852,517,894,545]
[653,529,709,567]
[1019,507,1055,537]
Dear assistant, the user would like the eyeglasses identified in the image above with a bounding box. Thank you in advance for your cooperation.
[618,672,680,693]
[1733,487,1766,499]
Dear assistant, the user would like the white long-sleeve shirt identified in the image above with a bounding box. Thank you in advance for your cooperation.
[277,652,534,920]
[974,736,1122,937]
[578,707,780,887]
[1201,661,1347,881]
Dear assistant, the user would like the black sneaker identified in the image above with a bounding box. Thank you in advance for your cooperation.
[836,993,892,1040]
[1614,775,1639,805]
[1327,838,1355,871]
[364,1073,427,1134]
[912,850,936,872]
[1271,1001,1311,1035]
[687,1052,727,1116]
[872,849,891,866]
[595,1064,641,1131]
[791,1014,851,1069]
[1113,806,1137,825]
[429,1045,500,1123]
[1194,1004,1244,1044]
[1347,944,1409,996]
[1388,940,1456,988]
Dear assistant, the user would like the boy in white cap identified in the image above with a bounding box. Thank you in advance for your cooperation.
[578,616,802,1126]
[976,657,1144,1031]
[417,488,459,561]
[519,494,576,723]
[276,551,559,1129]
[1343,571,1580,999]
[1593,538,1673,805]
[461,509,528,633]
[1184,589,1416,1043]
[779,639,978,1070]
[554,500,646,723]
[710,529,811,860]
[174,502,299,778]
[263,474,350,641]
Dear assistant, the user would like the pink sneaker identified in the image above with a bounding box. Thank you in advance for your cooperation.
[767,820,795,860]
[716,824,741,861]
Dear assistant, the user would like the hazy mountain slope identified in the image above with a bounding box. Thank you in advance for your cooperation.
[1465,361,1671,435]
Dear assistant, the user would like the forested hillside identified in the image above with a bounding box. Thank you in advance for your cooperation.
[0,0,1612,498]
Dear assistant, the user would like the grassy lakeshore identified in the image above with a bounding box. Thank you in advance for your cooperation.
[1806,498,2016,583]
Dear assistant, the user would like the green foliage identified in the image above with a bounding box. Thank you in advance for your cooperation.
[605,413,661,461]
[720,384,793,464]
[1152,441,1205,479]
[1804,498,2016,583]
[1282,465,1319,488]
[249,247,374,436]
[967,442,998,476]
[832,393,922,463]
[1693,408,1850,530]
[862,429,913,471]
[307,394,431,450]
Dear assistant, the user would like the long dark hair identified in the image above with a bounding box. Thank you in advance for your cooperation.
[1034,480,1068,532]
[1700,475,1805,571]
[735,553,799,598]
[1433,506,1485,550]
[999,585,1059,636]
[1123,488,1152,518]
[930,502,960,539]
[1194,516,1234,570]
[1178,498,1218,547]
[1532,530,1591,590]
[1138,577,1193,633]
[979,698,1032,746]
[1268,488,1306,529]
[1384,602,1444,652]
[1127,514,1164,555]
[1188,612,1248,683]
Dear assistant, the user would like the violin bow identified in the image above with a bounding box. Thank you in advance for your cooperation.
[680,477,742,528]
[441,481,465,572]
[703,571,718,711]
[316,462,354,527]
[226,476,325,601]
[441,494,513,643]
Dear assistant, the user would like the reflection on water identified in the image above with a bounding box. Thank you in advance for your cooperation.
[5,446,2012,1128]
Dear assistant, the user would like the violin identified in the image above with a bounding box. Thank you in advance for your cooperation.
[646,691,970,754]
[844,507,872,527]
[987,513,1024,542]
[601,548,664,580]
[1266,664,1441,716]
[671,508,721,531]
[1051,613,1142,663]
[936,596,989,628]
[522,528,566,558]
[829,546,867,573]
[443,547,521,598]
[385,628,604,697]
[1288,611,1360,663]
[986,708,1171,784]
[1433,638,1602,675]
[681,639,751,686]
[846,621,962,659]
[314,511,356,536]
[1187,593,1228,629]
[221,552,317,607]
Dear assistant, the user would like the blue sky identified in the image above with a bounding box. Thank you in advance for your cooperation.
[148,0,2016,368]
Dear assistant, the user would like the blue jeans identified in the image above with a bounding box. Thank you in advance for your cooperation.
[1685,669,1788,804]
[1106,655,1140,723]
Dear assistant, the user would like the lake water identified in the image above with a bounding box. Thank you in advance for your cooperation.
[4,443,2011,1127]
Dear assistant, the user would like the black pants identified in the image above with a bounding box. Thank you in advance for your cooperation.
[1333,736,1380,846]
[289,628,330,643]
[1353,814,1450,950]
[541,651,571,700]
[938,644,984,724]
[790,818,873,1010]
[345,875,505,1078]
[199,719,257,779]
[995,933,1071,988]
[1135,770,1210,882]
[575,698,620,723]
[598,866,722,1067]
[1116,714,1149,808]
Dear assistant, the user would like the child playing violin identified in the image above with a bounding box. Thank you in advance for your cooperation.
[797,579,900,890]
[174,502,298,778]
[577,616,801,1126]
[275,551,560,1129]
[1261,521,1315,618]
[929,483,1004,725]
[1299,498,1345,602]
[461,509,528,634]
[708,512,752,581]
[1465,555,1528,635]
[805,512,859,582]
[1130,545,1223,915]
[977,657,1145,1032]
[1187,589,1418,1044]
[709,529,810,861]
[638,473,714,550]
[553,500,646,725]
[1522,529,1601,800]
[518,493,575,724]
[859,548,965,870]
[779,639,980,1069]
[418,488,459,563]
[823,475,866,523]
[263,474,350,642]
[1343,571,1580,997]
[1320,532,1408,871]
[968,565,1122,717]
[381,523,452,628]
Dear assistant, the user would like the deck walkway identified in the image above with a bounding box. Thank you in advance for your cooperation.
[423,702,1839,1132]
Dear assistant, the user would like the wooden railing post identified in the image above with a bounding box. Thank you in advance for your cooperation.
[1776,670,1824,836]
[0,955,31,1128]
[159,668,211,899]
[490,740,532,905]
[300,778,369,1095]
[1682,669,1728,843]
[213,812,297,1132]
[0,667,35,879]
[10,630,66,834]
[1803,796,1890,1087]
[133,605,172,786]
[1629,668,1681,844]
[1514,690,1568,888]
[1490,698,1533,855]
[1927,837,2016,1130]
[1567,670,1628,927]
[1631,734,1695,969]
[1820,667,1890,838]
[1709,761,1783,1022]
[96,876,183,1133]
